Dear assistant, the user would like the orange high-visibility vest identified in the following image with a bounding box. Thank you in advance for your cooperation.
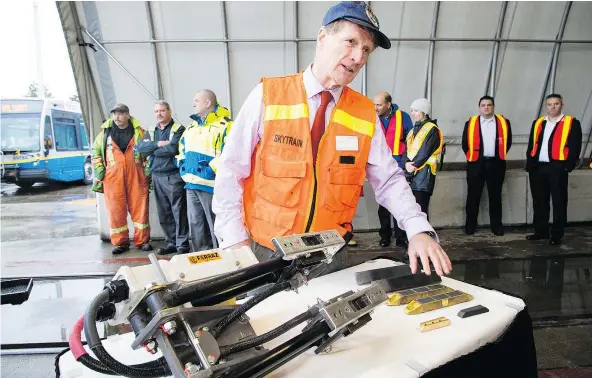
[530,115,573,160]
[466,114,509,162]
[243,73,375,250]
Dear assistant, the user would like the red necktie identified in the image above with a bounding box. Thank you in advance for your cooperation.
[311,91,333,164]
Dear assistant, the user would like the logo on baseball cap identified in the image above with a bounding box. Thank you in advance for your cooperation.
[322,1,391,49]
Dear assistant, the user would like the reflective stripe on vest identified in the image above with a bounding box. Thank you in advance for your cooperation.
[466,115,508,162]
[391,110,404,156]
[496,115,509,160]
[530,115,573,160]
[466,116,480,162]
[407,122,443,175]
[243,73,375,250]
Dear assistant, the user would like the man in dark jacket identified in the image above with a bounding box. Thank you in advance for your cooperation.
[402,98,443,219]
[461,95,512,236]
[525,94,582,245]
[137,101,190,255]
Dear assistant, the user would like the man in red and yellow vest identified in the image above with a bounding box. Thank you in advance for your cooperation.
[91,103,153,254]
[461,95,512,236]
[373,91,414,248]
[212,2,452,278]
[526,94,582,245]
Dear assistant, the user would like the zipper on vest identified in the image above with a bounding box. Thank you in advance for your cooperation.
[304,166,318,233]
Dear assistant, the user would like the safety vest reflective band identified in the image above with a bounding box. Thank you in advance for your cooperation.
[110,224,129,234]
[383,110,405,156]
[466,115,508,162]
[406,122,443,175]
[530,115,573,160]
[243,73,375,250]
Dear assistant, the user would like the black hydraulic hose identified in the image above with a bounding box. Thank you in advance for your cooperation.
[78,354,117,375]
[83,289,171,377]
[83,289,110,350]
[223,321,330,378]
[211,281,291,339]
[92,345,170,378]
[219,309,314,357]
[165,257,287,307]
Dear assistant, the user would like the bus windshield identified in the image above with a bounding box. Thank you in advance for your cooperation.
[1,113,42,152]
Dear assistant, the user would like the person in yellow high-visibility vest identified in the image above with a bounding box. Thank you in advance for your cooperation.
[402,98,443,221]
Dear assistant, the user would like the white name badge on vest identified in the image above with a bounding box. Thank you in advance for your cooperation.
[336,136,359,151]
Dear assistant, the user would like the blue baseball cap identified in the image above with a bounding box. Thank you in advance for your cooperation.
[322,1,391,50]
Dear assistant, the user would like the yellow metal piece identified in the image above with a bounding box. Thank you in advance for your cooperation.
[420,316,451,333]
[405,290,473,315]
[386,284,454,306]
[187,251,222,265]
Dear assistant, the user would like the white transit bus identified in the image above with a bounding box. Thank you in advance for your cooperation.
[0,97,92,188]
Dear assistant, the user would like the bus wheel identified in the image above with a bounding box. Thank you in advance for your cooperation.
[83,158,93,185]
[16,181,34,189]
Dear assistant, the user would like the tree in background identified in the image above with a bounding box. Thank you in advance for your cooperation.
[69,94,80,102]
[25,81,53,98]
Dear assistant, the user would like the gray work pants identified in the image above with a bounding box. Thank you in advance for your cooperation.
[249,238,347,277]
[187,189,218,252]
[152,173,189,249]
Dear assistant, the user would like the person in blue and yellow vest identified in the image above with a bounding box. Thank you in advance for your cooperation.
[177,90,232,252]
[91,103,153,254]
[137,101,190,255]
[462,95,512,236]
[526,93,582,245]
[402,98,443,222]
[373,91,414,248]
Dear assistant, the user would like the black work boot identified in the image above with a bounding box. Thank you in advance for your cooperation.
[139,243,153,252]
[112,243,130,255]
[158,244,177,255]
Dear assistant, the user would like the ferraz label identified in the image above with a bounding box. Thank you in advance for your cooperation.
[187,252,222,264]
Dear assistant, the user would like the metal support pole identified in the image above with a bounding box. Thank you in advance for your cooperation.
[220,1,232,113]
[294,1,299,71]
[146,2,164,100]
[578,87,592,168]
[100,37,592,45]
[83,27,182,123]
[425,1,440,102]
[488,2,508,97]
[549,1,572,94]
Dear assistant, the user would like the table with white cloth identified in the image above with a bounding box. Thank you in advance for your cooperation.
[59,259,538,378]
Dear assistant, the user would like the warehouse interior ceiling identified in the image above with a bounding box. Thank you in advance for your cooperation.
[57,1,592,165]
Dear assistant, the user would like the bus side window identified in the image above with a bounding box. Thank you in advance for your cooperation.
[54,117,78,151]
[80,120,89,150]
[44,116,53,155]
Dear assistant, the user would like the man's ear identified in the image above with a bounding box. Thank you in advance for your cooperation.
[317,27,327,46]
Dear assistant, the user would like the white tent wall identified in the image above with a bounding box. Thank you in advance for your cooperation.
[57,1,592,241]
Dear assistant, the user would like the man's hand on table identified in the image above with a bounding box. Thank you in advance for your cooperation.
[408,233,452,277]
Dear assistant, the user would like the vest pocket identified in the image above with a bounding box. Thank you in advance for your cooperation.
[253,197,298,232]
[324,166,365,211]
[256,155,306,208]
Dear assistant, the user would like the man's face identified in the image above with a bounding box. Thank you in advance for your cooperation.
[410,109,425,123]
[373,95,391,117]
[479,100,495,117]
[154,104,172,124]
[317,21,375,87]
[112,111,130,127]
[546,97,563,118]
[193,92,210,116]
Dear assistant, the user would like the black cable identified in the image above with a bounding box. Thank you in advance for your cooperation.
[211,281,291,339]
[54,347,70,378]
[92,345,170,378]
[78,354,117,375]
[219,310,314,357]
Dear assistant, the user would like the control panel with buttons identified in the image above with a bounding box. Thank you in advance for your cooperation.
[271,230,345,262]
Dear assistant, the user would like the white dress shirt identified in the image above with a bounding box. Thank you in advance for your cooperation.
[480,116,497,158]
[539,113,564,162]
[212,64,435,248]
